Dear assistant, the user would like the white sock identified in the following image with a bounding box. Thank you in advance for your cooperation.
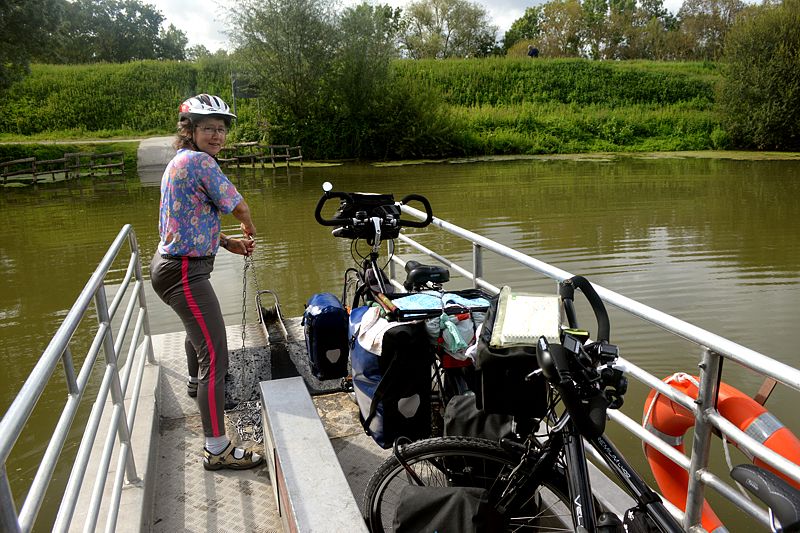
[205,436,229,455]
[188,376,199,384]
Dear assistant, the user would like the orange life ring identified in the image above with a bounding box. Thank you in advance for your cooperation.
[643,373,800,532]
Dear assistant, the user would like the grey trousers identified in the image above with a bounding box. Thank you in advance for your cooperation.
[150,252,227,438]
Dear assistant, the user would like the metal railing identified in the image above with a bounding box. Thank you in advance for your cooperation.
[392,206,800,532]
[0,225,155,533]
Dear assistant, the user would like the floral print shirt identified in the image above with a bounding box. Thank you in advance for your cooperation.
[157,149,243,257]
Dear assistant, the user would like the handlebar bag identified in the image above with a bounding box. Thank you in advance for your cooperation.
[392,486,502,533]
[333,192,395,220]
[301,293,349,380]
[350,306,432,448]
[332,192,402,240]
[473,293,547,418]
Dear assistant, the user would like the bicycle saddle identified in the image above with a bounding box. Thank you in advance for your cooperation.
[731,464,800,532]
[403,260,450,291]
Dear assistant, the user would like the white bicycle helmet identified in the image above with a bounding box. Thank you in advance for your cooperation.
[179,94,236,119]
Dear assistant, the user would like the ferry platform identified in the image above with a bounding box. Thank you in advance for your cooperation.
[143,320,391,532]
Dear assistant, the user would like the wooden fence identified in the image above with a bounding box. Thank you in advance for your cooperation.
[218,142,303,170]
[1,151,125,185]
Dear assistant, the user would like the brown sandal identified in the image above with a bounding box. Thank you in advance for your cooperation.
[203,441,264,471]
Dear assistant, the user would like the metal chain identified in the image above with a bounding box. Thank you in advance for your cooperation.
[241,253,251,351]
[240,236,260,350]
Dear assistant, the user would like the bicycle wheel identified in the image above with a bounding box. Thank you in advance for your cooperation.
[363,436,581,532]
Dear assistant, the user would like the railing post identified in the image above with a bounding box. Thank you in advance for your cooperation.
[684,347,723,530]
[472,243,483,289]
[0,465,21,533]
[94,287,138,483]
[128,232,156,365]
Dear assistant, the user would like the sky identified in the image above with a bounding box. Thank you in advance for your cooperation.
[152,0,687,52]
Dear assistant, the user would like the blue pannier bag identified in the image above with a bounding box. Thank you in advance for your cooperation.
[302,293,349,380]
[350,306,432,448]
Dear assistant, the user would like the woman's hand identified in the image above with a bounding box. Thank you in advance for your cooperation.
[226,237,255,257]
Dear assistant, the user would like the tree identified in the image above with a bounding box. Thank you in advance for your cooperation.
[538,0,585,57]
[582,0,608,59]
[158,23,188,60]
[332,4,401,109]
[503,6,544,51]
[401,0,498,58]
[677,0,746,60]
[327,4,405,155]
[718,0,800,150]
[32,0,189,63]
[231,0,336,124]
[0,0,62,92]
[187,45,213,62]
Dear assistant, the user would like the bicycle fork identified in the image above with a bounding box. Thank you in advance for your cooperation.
[563,422,599,532]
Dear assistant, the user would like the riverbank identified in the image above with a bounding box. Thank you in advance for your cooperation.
[0,59,723,160]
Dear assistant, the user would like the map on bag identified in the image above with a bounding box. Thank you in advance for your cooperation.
[490,287,561,347]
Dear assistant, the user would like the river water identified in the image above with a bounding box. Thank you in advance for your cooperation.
[1,153,799,529]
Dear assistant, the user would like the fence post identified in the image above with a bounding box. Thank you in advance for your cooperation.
[683,347,723,529]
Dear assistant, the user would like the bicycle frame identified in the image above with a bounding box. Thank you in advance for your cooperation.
[533,413,683,532]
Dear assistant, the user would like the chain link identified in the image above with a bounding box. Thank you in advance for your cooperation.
[240,237,260,350]
[241,254,251,351]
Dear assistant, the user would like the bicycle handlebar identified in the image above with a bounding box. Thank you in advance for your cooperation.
[398,194,434,228]
[535,275,625,439]
[314,186,434,239]
[559,275,610,342]
[315,190,352,226]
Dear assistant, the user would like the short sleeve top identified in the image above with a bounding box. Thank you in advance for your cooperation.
[157,149,243,257]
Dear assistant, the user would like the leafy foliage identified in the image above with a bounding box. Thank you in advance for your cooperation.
[503,6,545,51]
[0,0,62,92]
[400,0,498,58]
[0,62,215,135]
[32,0,188,63]
[231,0,336,123]
[717,0,800,150]
[394,57,715,107]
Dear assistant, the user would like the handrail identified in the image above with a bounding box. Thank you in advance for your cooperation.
[396,205,800,531]
[0,225,156,533]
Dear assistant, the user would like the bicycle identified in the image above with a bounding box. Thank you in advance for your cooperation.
[314,182,487,435]
[314,181,435,310]
[362,275,687,532]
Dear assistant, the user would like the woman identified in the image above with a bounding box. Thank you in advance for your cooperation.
[150,94,262,471]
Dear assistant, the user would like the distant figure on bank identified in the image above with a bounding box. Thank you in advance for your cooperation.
[150,93,263,471]
[527,44,539,58]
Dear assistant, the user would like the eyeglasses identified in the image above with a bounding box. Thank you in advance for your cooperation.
[197,126,228,135]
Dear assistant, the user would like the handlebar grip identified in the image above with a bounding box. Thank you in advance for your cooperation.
[563,276,610,342]
[398,194,433,228]
[315,191,352,226]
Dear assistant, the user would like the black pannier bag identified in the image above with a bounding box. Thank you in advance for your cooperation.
[444,393,514,441]
[302,293,349,380]
[392,486,503,533]
[350,307,433,448]
[473,294,548,418]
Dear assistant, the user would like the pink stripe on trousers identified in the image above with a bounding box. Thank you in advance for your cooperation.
[181,257,220,436]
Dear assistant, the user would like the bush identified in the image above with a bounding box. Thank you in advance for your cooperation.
[718,0,800,150]
[0,62,226,136]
